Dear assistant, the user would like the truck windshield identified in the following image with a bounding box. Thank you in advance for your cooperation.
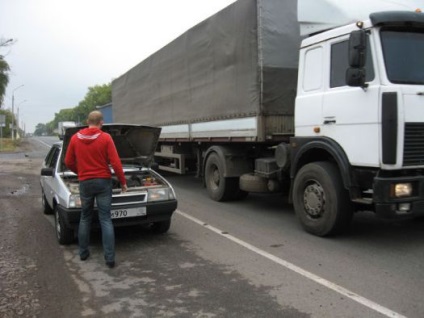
[381,29,424,85]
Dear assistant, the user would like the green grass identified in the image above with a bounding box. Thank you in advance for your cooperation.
[0,138,20,152]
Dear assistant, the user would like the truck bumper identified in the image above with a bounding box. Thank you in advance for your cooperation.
[373,174,424,219]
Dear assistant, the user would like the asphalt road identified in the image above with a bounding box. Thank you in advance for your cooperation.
[1,136,423,318]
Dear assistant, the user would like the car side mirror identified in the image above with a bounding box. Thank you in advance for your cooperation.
[41,167,54,176]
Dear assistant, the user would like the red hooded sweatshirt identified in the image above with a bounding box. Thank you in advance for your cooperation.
[64,127,127,186]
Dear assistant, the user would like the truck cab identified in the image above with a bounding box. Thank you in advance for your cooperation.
[292,9,424,235]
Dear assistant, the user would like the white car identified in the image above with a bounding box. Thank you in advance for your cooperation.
[40,124,177,244]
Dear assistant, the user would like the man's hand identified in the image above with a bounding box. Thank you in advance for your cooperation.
[121,184,128,192]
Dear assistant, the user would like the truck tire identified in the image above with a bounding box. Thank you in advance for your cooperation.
[42,190,53,215]
[292,161,353,236]
[54,206,74,245]
[239,173,268,193]
[205,152,234,201]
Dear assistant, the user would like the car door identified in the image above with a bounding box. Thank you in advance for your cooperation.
[41,145,61,207]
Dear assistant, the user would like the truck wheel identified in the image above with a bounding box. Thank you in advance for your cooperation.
[54,206,74,245]
[292,162,353,236]
[42,190,53,215]
[150,219,171,234]
[205,153,233,201]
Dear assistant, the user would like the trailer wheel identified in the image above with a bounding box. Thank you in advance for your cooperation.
[205,153,233,201]
[292,162,352,236]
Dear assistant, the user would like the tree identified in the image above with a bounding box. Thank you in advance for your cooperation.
[0,38,13,108]
[0,108,14,137]
[34,123,48,136]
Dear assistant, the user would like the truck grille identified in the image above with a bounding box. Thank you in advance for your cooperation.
[403,123,424,166]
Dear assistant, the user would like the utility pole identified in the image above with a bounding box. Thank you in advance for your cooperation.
[11,84,24,140]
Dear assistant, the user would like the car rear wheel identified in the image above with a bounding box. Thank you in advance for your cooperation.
[42,190,54,215]
[54,206,74,245]
[150,219,171,234]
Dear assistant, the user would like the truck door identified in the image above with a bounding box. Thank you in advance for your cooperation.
[322,35,380,167]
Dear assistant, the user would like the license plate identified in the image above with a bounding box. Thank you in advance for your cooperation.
[111,207,146,219]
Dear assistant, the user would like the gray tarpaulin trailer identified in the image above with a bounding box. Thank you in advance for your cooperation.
[112,0,301,143]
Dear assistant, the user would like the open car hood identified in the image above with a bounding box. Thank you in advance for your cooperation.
[61,124,161,168]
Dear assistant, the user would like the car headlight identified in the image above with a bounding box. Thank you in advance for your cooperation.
[69,194,81,208]
[148,188,172,202]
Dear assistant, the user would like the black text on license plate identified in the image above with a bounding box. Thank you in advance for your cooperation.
[111,207,146,219]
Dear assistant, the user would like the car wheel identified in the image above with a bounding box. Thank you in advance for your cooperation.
[150,219,171,234]
[292,162,353,237]
[54,206,74,245]
[42,190,53,215]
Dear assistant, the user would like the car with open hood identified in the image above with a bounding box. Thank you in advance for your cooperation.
[40,124,177,244]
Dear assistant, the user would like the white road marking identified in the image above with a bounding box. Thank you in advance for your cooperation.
[33,138,52,148]
[176,209,406,318]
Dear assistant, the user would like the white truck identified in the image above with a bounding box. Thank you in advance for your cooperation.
[57,121,76,140]
[111,0,424,236]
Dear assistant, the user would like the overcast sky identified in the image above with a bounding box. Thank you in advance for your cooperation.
[0,0,236,133]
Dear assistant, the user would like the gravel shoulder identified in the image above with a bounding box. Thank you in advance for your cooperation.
[0,139,82,318]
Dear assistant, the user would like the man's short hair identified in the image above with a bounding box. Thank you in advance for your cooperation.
[87,111,104,125]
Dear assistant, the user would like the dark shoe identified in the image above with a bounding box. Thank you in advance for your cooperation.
[106,261,115,268]
[80,251,90,261]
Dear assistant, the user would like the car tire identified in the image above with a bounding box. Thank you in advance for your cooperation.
[292,161,353,237]
[54,206,74,245]
[42,191,54,215]
[151,219,171,234]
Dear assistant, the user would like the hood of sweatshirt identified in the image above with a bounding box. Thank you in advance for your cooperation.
[61,124,161,167]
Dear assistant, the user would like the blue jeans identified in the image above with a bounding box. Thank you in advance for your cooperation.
[79,178,115,262]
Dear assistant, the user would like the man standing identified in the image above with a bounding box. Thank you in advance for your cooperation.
[65,111,127,268]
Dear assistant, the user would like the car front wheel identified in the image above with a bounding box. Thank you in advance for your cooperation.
[150,219,171,234]
[42,190,53,215]
[54,206,74,245]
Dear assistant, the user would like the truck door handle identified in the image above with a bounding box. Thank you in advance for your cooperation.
[323,119,336,125]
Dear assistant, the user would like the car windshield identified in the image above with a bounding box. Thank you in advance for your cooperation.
[380,28,424,85]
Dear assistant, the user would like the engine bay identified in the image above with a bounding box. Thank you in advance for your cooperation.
[63,171,165,194]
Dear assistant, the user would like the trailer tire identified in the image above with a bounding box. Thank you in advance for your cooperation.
[205,152,234,201]
[292,161,352,236]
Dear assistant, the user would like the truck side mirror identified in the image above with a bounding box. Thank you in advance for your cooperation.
[346,30,367,87]
[346,68,366,87]
[348,30,367,68]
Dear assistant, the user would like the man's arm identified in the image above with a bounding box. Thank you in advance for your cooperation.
[64,139,78,174]
[106,137,127,191]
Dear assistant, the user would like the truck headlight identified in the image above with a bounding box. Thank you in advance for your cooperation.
[148,188,170,202]
[393,183,412,198]
[69,194,81,208]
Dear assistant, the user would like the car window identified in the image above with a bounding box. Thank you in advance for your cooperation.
[45,146,60,169]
